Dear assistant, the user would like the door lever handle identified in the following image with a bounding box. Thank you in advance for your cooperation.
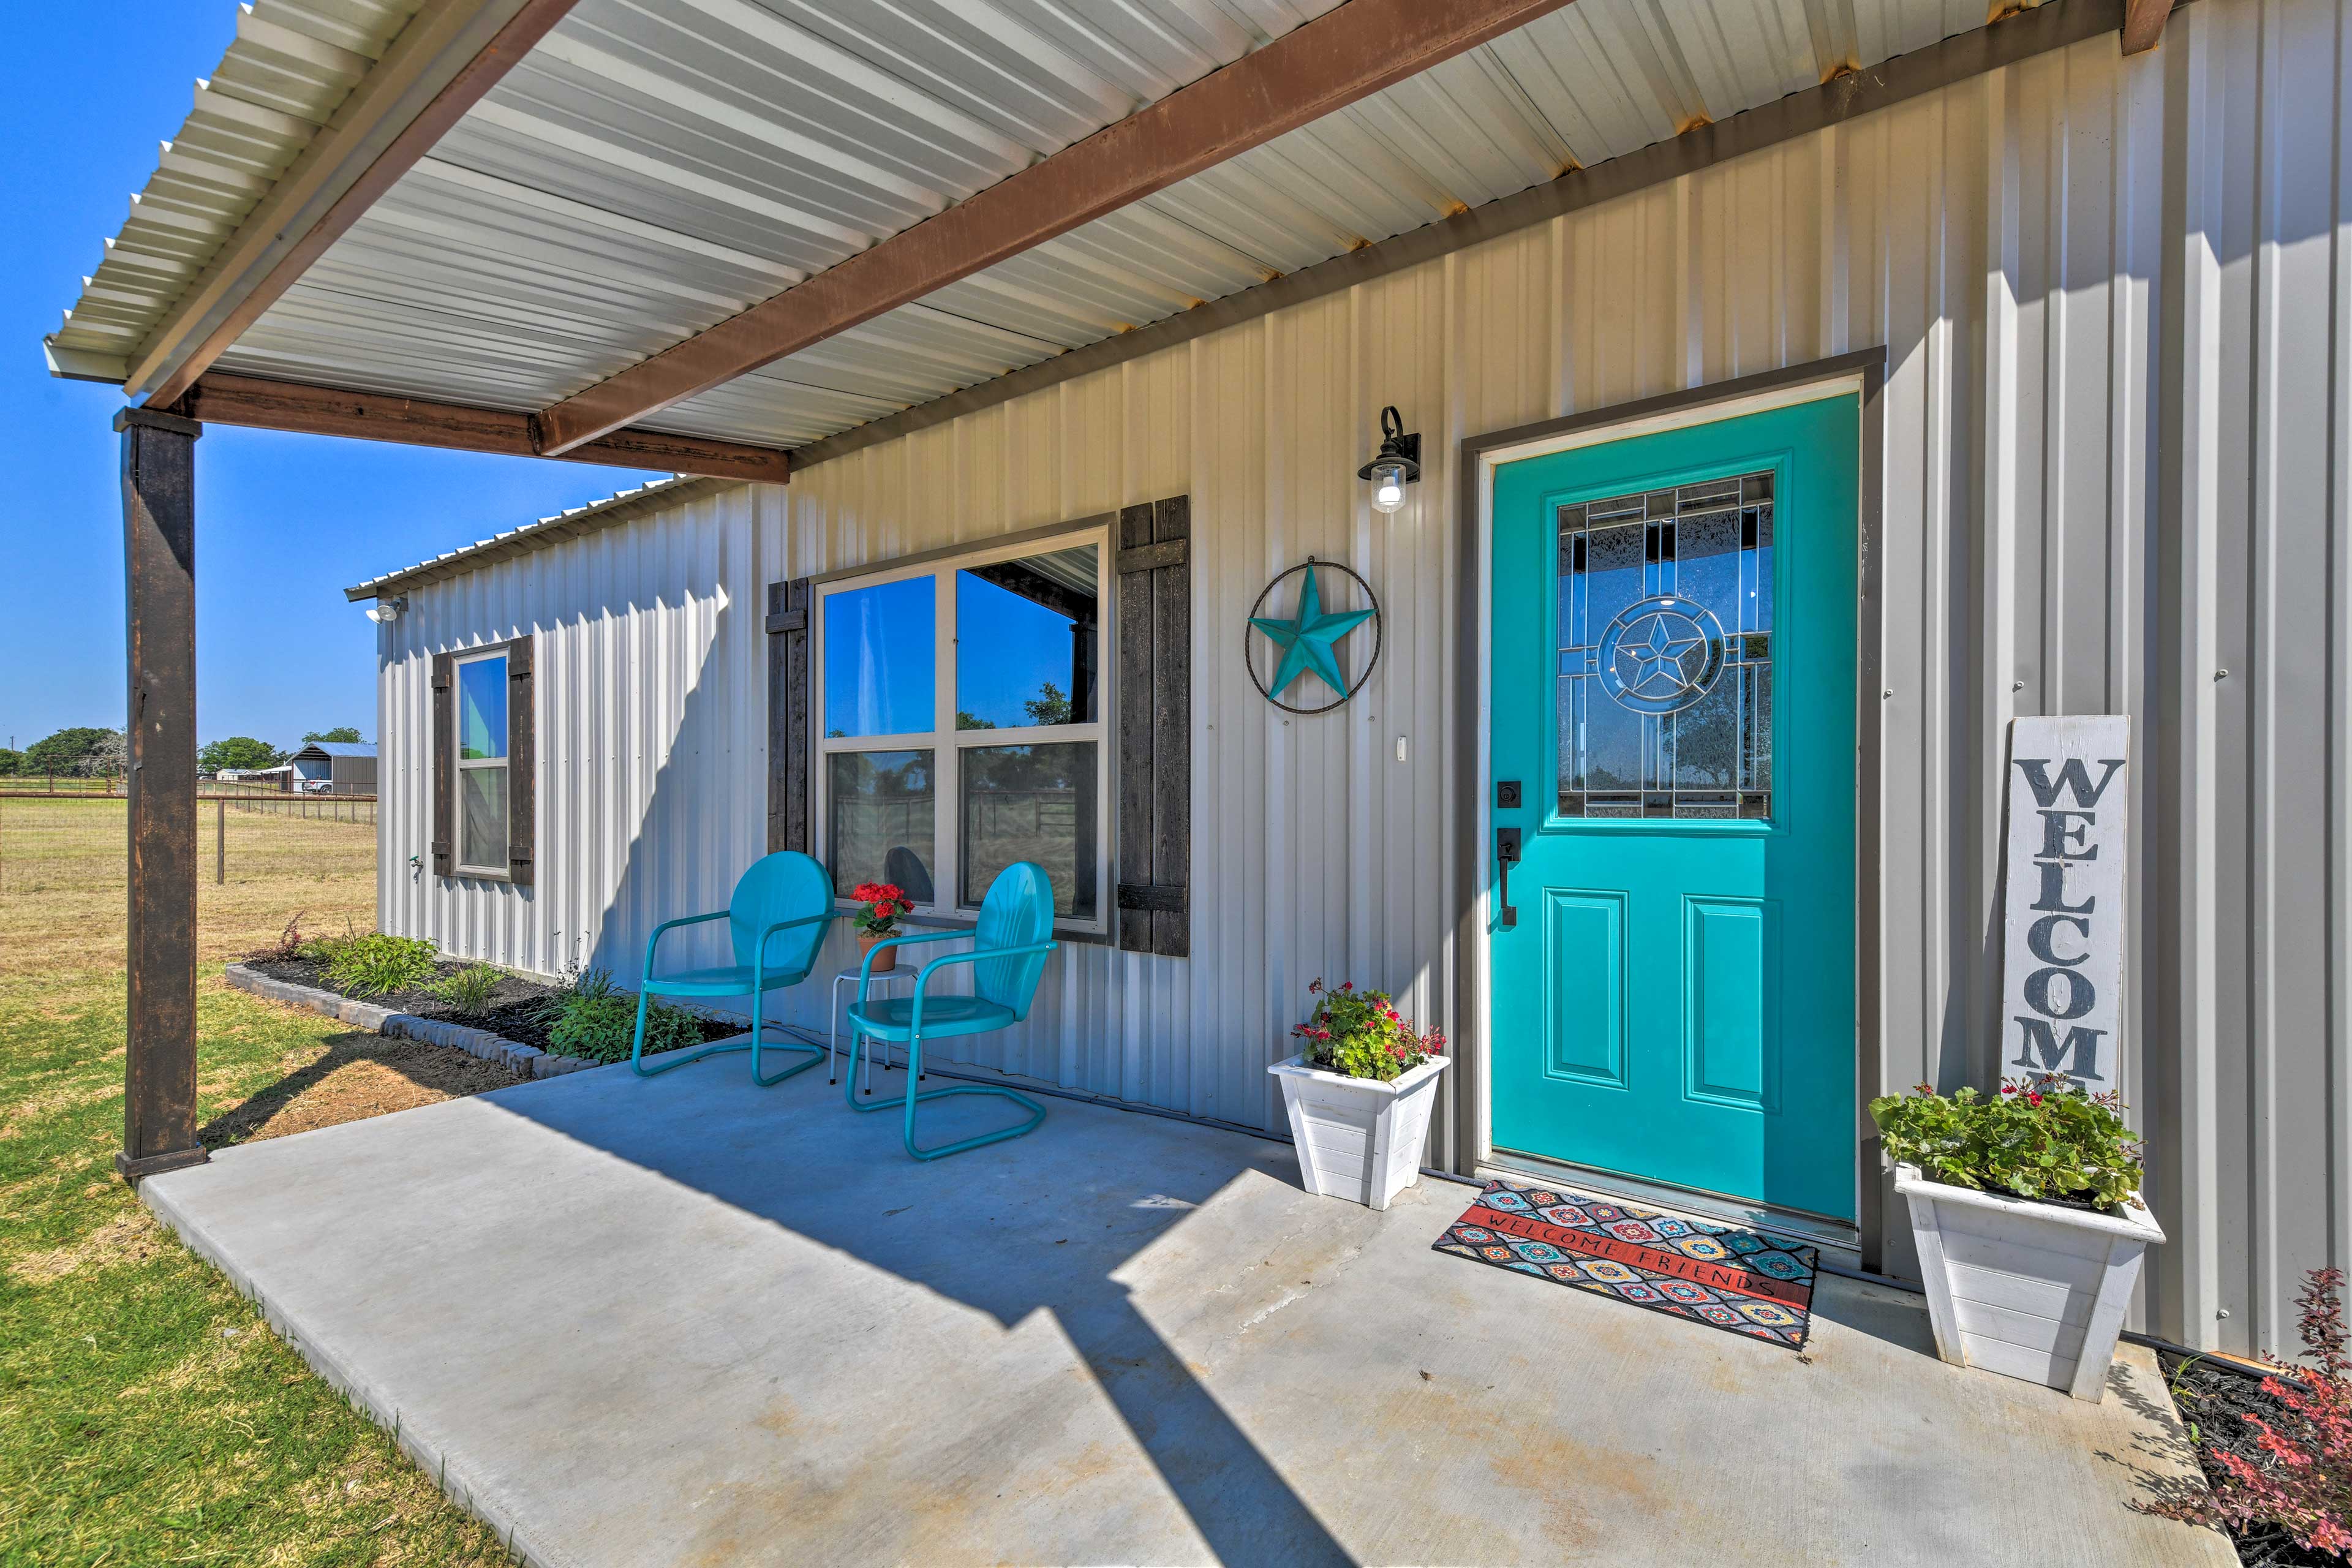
[1496,827,1522,930]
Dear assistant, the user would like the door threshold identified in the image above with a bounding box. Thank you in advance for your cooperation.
[1479,1148,1860,1262]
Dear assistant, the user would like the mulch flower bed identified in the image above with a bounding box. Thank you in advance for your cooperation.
[241,956,742,1056]
[2161,1351,2350,1568]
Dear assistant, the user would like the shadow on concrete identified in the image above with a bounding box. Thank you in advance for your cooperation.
[1801,1272,1941,1359]
[506,557,1349,1559]
[497,1065,1353,1566]
[198,1028,518,1148]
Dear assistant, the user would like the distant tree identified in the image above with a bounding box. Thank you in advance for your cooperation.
[302,726,363,744]
[200,736,284,773]
[956,710,998,730]
[81,730,127,778]
[0,748,20,777]
[22,726,116,778]
[1022,682,1072,726]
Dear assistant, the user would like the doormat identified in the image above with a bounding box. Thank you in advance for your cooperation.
[1433,1178,1817,1350]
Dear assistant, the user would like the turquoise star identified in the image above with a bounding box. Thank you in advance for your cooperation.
[1250,562,1375,702]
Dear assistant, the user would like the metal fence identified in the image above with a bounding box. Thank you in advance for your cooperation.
[0,791,377,895]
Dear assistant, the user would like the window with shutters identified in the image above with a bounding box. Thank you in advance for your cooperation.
[813,526,1109,937]
[453,648,511,876]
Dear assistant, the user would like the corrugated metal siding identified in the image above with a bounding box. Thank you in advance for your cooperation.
[386,0,2352,1355]
[381,483,785,981]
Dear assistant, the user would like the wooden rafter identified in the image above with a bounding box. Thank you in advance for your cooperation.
[2120,0,2174,53]
[183,374,789,484]
[134,0,584,410]
[533,0,1578,456]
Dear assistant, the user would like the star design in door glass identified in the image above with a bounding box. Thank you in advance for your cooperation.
[1618,612,1706,696]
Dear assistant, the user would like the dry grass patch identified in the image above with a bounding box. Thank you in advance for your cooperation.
[0,795,375,979]
[8,1207,169,1285]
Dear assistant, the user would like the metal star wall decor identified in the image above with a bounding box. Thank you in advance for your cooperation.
[1245,557,1382,715]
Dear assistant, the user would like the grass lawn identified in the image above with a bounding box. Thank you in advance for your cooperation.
[0,799,511,1564]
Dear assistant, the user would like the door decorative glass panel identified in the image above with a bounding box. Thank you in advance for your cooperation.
[1556,472,1773,819]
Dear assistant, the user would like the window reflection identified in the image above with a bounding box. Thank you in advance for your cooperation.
[827,750,935,902]
[824,577,935,737]
[458,656,507,760]
[962,742,1096,918]
[954,545,1098,730]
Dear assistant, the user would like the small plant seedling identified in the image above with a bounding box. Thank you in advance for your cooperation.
[429,964,503,1017]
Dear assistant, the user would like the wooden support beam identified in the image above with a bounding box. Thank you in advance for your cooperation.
[2120,0,2174,52]
[134,0,585,410]
[535,0,1577,455]
[115,407,208,1183]
[183,374,789,484]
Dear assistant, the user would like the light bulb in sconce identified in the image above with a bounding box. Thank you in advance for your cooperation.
[1356,405,1420,515]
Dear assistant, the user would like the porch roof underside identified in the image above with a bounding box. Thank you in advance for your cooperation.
[55,0,2056,465]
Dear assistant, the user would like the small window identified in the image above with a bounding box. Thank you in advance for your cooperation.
[454,650,510,875]
[817,533,1108,933]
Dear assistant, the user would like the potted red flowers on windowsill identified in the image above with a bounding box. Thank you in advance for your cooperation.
[1268,980,1450,1211]
[850,882,914,972]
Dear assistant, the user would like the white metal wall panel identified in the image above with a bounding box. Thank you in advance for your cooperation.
[383,0,2352,1355]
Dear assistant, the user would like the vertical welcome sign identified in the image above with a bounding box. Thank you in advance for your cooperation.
[2001,715,2130,1089]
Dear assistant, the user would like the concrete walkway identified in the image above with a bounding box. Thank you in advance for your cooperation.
[146,1050,2230,1567]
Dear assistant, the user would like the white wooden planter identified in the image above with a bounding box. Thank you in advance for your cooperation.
[1895,1163,2165,1403]
[1269,1054,1450,1210]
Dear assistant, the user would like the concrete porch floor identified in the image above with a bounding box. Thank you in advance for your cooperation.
[144,1049,2230,1567]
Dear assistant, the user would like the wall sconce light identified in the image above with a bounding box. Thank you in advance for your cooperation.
[365,595,407,625]
[1358,405,1421,514]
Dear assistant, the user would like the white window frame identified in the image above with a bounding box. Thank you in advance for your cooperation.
[812,523,1113,938]
[452,646,511,880]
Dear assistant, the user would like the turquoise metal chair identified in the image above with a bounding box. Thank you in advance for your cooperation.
[841,861,1058,1160]
[631,851,837,1084]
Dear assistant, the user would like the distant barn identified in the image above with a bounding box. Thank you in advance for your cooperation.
[286,742,375,796]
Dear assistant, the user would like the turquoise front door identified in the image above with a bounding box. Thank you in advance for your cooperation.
[1488,394,1858,1222]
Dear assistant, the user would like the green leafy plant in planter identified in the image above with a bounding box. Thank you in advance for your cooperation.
[1292,979,1446,1083]
[1869,1074,2144,1210]
[315,933,439,999]
[548,990,703,1065]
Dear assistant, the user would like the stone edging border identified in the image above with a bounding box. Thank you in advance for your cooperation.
[222,962,598,1079]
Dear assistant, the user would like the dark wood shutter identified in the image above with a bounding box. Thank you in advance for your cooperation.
[1116,495,1190,956]
[505,635,535,886]
[766,576,813,853]
[430,651,454,876]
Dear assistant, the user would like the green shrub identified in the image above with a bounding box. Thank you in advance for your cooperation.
[318,933,439,998]
[546,990,704,1064]
[522,965,617,1029]
[1869,1075,2144,1210]
[429,963,503,1017]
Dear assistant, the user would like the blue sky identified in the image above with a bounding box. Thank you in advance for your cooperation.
[0,7,668,754]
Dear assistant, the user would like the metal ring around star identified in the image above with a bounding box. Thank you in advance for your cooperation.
[1243,557,1383,715]
[1596,594,1728,715]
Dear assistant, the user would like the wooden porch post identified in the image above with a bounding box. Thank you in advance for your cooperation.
[115,406,208,1182]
